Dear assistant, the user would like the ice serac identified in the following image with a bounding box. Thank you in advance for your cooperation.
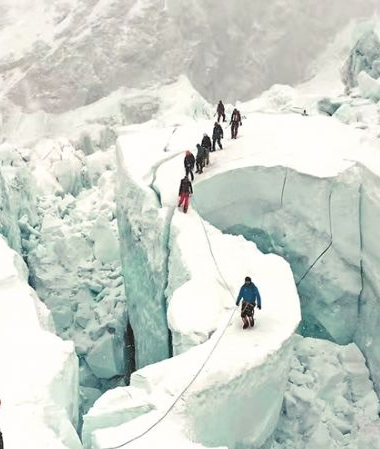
[194,164,380,395]
[355,168,380,398]
[357,70,380,102]
[0,138,129,413]
[115,132,172,369]
[0,157,39,252]
[0,236,82,449]
[270,336,380,449]
[341,29,380,90]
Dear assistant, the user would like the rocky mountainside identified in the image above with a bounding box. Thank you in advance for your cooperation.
[0,0,379,113]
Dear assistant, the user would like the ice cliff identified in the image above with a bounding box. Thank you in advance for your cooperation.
[190,113,380,397]
[0,236,81,449]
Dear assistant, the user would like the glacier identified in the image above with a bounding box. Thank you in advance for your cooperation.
[1,7,380,449]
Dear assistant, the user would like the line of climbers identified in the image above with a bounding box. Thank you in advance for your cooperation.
[178,103,261,328]
[178,102,242,214]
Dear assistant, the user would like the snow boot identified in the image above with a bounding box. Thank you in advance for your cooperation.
[249,316,254,327]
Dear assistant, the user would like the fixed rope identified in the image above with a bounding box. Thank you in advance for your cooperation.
[101,196,237,449]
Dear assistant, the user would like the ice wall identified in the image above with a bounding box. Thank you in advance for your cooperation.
[0,236,82,449]
[269,336,380,449]
[115,137,172,369]
[193,163,380,395]
[0,154,39,252]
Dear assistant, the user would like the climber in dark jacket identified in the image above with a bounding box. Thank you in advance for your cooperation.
[236,276,261,329]
[216,100,226,122]
[212,122,223,151]
[230,108,242,139]
[184,150,195,181]
[178,175,193,213]
[201,133,212,166]
[195,144,205,174]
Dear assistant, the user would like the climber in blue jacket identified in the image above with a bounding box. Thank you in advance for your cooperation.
[236,276,261,329]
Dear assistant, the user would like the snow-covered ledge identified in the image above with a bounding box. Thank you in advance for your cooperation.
[83,221,300,448]
[83,121,301,448]
[0,236,81,449]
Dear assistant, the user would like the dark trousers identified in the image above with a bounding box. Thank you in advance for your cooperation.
[0,430,3,449]
[212,138,222,151]
[241,301,255,327]
[196,158,203,173]
[204,150,210,166]
[218,112,226,122]
[185,166,194,181]
[231,122,239,139]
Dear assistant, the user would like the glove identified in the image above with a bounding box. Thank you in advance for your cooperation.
[236,301,239,306]
[240,122,242,126]
[257,305,261,310]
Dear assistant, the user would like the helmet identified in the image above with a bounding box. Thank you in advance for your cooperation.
[214,122,218,126]
[186,150,191,156]
[196,143,201,148]
[245,276,251,283]
[203,133,207,137]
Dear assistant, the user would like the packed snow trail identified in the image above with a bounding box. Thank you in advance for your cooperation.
[98,192,242,448]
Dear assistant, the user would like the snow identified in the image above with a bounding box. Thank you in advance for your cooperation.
[0,137,129,414]
[1,76,212,147]
[0,235,82,449]
[2,6,380,449]
[357,71,380,101]
[269,337,380,449]
[82,109,303,448]
[341,28,380,90]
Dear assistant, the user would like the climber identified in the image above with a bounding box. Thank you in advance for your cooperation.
[230,108,242,139]
[212,122,223,151]
[184,150,195,181]
[178,175,193,213]
[201,133,212,166]
[236,276,261,329]
[302,109,308,116]
[195,144,205,174]
[216,100,226,123]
